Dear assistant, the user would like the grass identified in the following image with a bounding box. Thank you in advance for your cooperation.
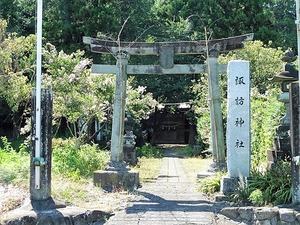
[41,155,162,212]
[174,145,194,157]
[197,172,225,195]
[0,137,163,214]
[50,156,162,211]
[1,139,215,215]
[51,176,133,212]
[180,157,213,184]
[0,137,29,184]
[0,157,161,214]
[132,157,162,183]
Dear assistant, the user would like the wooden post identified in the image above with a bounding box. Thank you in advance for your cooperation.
[293,0,300,204]
[207,49,226,165]
[291,82,300,203]
[110,51,129,162]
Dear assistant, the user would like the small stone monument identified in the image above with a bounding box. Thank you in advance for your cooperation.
[221,60,251,195]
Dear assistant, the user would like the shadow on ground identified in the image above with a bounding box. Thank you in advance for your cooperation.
[126,191,214,213]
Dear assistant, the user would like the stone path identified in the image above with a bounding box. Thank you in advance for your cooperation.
[105,150,218,225]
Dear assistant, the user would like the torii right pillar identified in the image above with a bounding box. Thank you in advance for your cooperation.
[207,49,226,170]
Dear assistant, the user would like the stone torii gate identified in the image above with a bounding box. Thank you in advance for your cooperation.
[83,34,253,190]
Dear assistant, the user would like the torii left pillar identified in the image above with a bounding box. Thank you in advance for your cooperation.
[93,51,139,192]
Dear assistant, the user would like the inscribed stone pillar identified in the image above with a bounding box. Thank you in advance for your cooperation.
[226,60,251,177]
[30,89,53,201]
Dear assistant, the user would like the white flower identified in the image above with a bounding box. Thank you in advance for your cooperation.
[69,73,76,82]
[137,86,146,93]
[58,50,67,58]
[74,59,91,72]
[157,104,164,110]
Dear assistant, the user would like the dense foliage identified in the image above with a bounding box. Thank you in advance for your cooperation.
[250,90,284,167]
[219,41,284,94]
[42,45,157,145]
[0,137,29,183]
[231,161,292,206]
[52,138,110,179]
[198,172,224,195]
[136,143,162,158]
[1,1,296,49]
[0,136,110,183]
[0,20,36,138]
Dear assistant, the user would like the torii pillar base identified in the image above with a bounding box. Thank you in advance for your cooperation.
[93,161,139,192]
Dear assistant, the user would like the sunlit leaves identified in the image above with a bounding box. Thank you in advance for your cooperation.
[0,20,35,113]
[219,41,284,93]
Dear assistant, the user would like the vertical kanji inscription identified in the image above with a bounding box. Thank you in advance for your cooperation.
[227,60,250,178]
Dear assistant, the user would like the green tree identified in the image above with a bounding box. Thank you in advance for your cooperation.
[0,0,35,35]
[133,0,289,117]
[266,0,296,49]
[150,0,296,49]
[126,81,157,120]
[132,73,197,103]
[219,41,284,93]
[1,0,297,50]
[0,18,157,144]
[0,19,36,138]
[42,0,155,52]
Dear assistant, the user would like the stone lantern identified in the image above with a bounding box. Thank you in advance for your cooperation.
[123,114,137,165]
[268,50,298,163]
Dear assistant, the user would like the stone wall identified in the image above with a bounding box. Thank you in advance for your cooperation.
[0,208,110,225]
[220,206,300,225]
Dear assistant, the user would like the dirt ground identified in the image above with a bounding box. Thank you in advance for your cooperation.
[0,183,138,217]
[0,184,28,215]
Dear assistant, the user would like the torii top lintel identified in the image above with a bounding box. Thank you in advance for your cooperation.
[83,33,253,56]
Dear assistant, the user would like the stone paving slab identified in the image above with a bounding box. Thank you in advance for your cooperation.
[104,151,217,225]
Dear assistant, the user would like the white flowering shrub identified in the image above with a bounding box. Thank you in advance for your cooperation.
[43,43,157,146]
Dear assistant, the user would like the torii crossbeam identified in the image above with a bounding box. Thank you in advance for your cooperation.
[84,33,253,55]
